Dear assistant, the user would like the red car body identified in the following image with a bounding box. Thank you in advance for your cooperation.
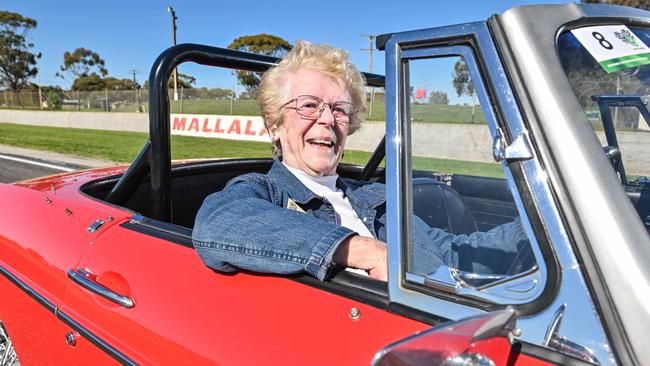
[0,169,545,364]
[3,3,650,366]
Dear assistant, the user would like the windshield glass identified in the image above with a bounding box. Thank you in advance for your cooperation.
[557,25,650,231]
[558,26,650,178]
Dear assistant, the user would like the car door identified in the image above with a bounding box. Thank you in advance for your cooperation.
[65,215,431,365]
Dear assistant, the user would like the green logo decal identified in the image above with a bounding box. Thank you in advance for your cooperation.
[614,29,639,47]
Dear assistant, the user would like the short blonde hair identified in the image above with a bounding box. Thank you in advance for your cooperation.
[257,40,367,156]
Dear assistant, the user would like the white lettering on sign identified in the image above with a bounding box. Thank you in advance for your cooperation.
[571,25,650,73]
[170,114,270,142]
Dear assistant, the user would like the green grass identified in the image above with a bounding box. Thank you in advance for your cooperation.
[169,99,261,116]
[164,99,485,124]
[0,122,503,177]
[3,98,486,124]
[410,103,486,124]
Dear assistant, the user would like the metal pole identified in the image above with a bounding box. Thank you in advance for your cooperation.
[130,69,140,112]
[614,76,621,126]
[230,87,235,114]
[38,86,43,110]
[362,34,376,119]
[167,6,179,101]
[180,85,184,113]
[77,90,80,110]
[36,59,43,110]
[105,88,109,112]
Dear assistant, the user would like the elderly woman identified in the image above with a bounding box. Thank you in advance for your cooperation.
[192,41,528,281]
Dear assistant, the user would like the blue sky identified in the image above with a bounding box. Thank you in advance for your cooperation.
[4,0,568,92]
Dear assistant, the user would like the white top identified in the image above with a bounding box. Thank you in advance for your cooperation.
[284,164,373,277]
[283,164,374,238]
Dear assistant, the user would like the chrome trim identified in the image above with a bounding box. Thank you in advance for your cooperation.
[0,265,137,365]
[543,303,567,348]
[443,353,495,366]
[68,268,135,308]
[494,4,649,364]
[543,304,599,364]
[0,321,18,366]
[86,219,105,233]
[492,127,534,163]
[385,14,615,363]
[65,331,77,347]
[407,265,543,303]
[385,23,548,318]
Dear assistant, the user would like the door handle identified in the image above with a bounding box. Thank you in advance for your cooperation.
[68,268,134,308]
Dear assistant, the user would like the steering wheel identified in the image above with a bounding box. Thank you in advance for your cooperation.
[603,145,628,185]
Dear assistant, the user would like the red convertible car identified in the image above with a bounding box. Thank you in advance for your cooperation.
[1,3,650,365]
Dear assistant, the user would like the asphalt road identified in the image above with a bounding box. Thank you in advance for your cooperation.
[0,145,113,184]
[0,154,81,183]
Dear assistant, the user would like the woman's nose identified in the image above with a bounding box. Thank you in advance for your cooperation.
[316,105,336,126]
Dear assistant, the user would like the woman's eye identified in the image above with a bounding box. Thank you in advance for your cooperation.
[332,106,349,115]
[301,102,319,109]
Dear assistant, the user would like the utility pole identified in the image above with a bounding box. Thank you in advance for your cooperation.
[167,6,179,101]
[129,69,140,112]
[36,61,43,110]
[361,34,376,119]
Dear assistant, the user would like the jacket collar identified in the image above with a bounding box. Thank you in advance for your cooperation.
[268,160,323,204]
[267,159,385,209]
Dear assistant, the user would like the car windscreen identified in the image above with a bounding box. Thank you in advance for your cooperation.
[557,25,650,231]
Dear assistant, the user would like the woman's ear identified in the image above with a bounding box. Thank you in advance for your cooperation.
[270,128,280,142]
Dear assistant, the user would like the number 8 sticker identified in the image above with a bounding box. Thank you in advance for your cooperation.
[592,31,614,50]
[572,25,650,73]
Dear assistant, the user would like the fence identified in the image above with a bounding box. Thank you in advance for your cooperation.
[0,88,390,118]
[0,89,147,113]
[0,89,272,115]
[0,88,492,124]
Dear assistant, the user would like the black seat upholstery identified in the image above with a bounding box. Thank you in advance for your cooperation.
[412,177,477,235]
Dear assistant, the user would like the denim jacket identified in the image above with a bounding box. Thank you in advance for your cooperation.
[192,160,529,281]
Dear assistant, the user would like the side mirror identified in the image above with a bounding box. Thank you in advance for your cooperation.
[372,309,522,366]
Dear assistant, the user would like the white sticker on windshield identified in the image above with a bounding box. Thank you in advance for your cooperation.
[571,25,650,73]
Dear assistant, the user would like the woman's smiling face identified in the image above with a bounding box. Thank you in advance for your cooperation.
[275,68,351,177]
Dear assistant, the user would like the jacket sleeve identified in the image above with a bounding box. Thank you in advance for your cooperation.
[192,175,356,280]
[410,216,531,276]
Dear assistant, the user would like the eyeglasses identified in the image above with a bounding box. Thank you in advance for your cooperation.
[281,95,355,123]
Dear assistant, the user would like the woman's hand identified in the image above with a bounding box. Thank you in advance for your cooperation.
[333,235,388,281]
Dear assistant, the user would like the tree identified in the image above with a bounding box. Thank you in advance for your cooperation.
[143,72,195,90]
[452,59,477,122]
[103,77,139,90]
[71,74,104,91]
[192,87,234,99]
[238,90,258,100]
[56,47,108,81]
[581,0,650,9]
[177,73,196,89]
[428,91,449,105]
[227,34,292,91]
[0,11,40,91]
[69,75,138,91]
[209,87,234,99]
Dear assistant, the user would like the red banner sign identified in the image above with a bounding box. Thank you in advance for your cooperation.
[170,114,270,142]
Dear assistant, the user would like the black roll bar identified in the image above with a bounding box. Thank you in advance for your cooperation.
[106,43,385,223]
[592,94,650,186]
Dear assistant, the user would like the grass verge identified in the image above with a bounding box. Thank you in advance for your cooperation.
[0,122,503,177]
